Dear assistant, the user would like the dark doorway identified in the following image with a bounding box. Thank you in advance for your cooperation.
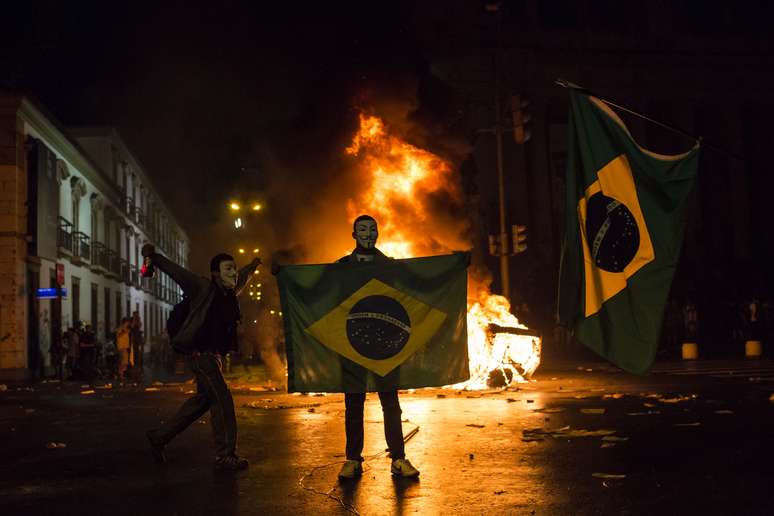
[50,268,61,359]
[72,277,81,324]
[26,269,40,378]
[90,282,98,332]
[104,287,111,341]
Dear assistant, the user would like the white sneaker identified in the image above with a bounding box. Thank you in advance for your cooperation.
[338,460,363,479]
[391,458,420,478]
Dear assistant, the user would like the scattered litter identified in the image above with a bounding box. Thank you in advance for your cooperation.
[466,394,481,399]
[627,410,660,416]
[494,490,506,495]
[574,395,587,399]
[24,408,35,414]
[436,394,446,398]
[466,424,485,428]
[580,408,606,415]
[601,443,616,448]
[521,436,544,442]
[95,385,113,390]
[506,398,519,403]
[526,399,534,403]
[674,422,701,427]
[602,393,625,399]
[533,407,565,413]
[80,390,95,395]
[469,453,474,460]
[592,473,626,480]
[249,386,269,392]
[144,387,160,392]
[641,393,662,399]
[0,384,8,391]
[659,395,697,403]
[184,390,195,394]
[714,410,734,415]
[590,387,606,392]
[643,403,657,408]
[80,384,90,388]
[602,435,629,442]
[46,442,67,449]
[152,381,163,386]
[586,369,594,372]
[307,408,316,413]
[522,426,616,439]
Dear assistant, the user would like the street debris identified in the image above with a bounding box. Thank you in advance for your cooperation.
[24,408,35,413]
[46,442,67,449]
[658,395,697,403]
[714,410,734,415]
[307,407,316,413]
[533,407,565,413]
[602,393,625,399]
[580,408,606,415]
[494,490,506,495]
[526,399,534,403]
[674,422,701,427]
[601,443,616,448]
[80,390,95,395]
[144,387,160,392]
[469,453,474,460]
[627,410,660,416]
[592,473,626,480]
[522,426,616,440]
[602,435,629,442]
[643,402,657,408]
[506,398,518,403]
[436,394,446,398]
[243,401,322,410]
[466,423,485,428]
[185,390,195,394]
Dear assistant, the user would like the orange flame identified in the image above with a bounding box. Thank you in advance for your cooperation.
[345,113,541,388]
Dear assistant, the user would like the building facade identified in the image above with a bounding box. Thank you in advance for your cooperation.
[0,95,188,380]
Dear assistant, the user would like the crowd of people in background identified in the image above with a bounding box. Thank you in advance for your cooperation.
[47,311,172,383]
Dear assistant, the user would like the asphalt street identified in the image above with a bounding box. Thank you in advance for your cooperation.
[1,360,773,516]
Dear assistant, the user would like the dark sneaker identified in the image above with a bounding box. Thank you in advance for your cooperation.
[214,455,249,471]
[391,458,419,478]
[146,430,167,464]
[338,460,363,479]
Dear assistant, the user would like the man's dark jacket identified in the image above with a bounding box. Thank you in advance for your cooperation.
[149,252,256,353]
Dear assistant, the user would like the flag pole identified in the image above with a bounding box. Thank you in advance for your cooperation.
[554,79,745,163]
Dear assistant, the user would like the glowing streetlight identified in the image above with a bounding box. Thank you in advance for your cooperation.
[270,310,275,315]
[238,248,245,254]
[252,203,262,211]
[229,202,240,211]
[252,248,259,254]
[234,218,243,229]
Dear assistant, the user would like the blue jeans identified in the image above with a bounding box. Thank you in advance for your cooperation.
[154,353,237,458]
[345,391,405,461]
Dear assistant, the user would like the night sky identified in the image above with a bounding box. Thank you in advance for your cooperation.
[3,0,438,268]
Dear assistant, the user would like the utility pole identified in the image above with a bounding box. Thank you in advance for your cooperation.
[494,65,510,304]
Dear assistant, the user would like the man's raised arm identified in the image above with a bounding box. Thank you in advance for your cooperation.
[235,257,262,297]
[141,244,201,295]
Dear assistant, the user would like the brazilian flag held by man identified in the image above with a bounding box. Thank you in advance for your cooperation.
[275,218,470,394]
[558,89,700,374]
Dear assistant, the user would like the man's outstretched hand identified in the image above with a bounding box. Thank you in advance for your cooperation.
[141,244,156,258]
[249,257,262,269]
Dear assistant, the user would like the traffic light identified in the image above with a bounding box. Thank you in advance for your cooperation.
[488,234,502,256]
[512,224,527,254]
[511,95,531,144]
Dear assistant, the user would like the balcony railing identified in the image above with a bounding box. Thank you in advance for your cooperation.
[72,232,91,262]
[106,249,120,276]
[91,242,109,270]
[57,217,73,254]
[130,264,139,288]
[120,259,130,285]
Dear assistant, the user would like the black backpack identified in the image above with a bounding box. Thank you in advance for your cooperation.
[167,296,192,352]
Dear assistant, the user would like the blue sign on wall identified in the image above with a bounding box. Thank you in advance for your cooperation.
[36,288,67,299]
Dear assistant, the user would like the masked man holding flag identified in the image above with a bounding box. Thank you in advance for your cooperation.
[142,243,260,471]
[335,215,420,479]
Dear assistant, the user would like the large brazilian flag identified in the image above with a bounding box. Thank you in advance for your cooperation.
[277,252,470,392]
[558,90,700,374]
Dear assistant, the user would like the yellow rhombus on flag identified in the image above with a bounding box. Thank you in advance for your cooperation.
[578,154,654,317]
[305,278,447,377]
